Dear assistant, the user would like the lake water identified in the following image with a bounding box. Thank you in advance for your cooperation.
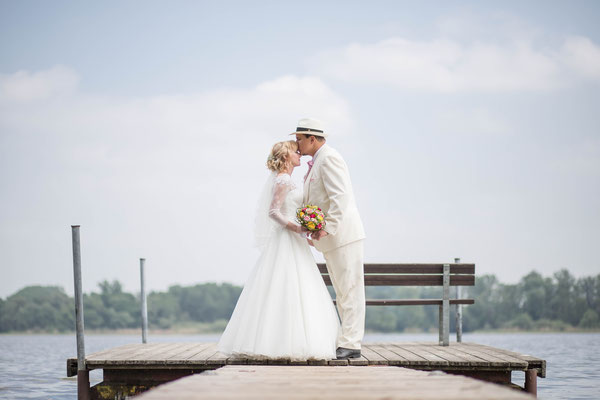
[0,332,598,399]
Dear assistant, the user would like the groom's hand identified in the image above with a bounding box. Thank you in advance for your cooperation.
[311,230,328,241]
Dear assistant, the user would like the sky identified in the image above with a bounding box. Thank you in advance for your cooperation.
[1,1,599,298]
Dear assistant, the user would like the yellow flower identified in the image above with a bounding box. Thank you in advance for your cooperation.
[299,212,304,217]
[317,215,323,222]
[308,222,316,230]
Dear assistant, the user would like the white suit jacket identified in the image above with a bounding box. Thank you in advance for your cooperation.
[303,144,366,253]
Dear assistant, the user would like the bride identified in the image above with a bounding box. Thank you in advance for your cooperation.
[218,140,340,360]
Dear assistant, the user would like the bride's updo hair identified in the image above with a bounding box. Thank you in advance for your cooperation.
[266,140,298,172]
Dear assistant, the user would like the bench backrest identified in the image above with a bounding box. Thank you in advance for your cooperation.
[317,263,475,287]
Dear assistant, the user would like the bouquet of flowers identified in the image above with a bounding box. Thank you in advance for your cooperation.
[296,205,326,231]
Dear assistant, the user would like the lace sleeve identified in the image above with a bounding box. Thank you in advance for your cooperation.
[268,175,293,226]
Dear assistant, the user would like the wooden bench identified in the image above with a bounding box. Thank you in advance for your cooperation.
[317,263,475,346]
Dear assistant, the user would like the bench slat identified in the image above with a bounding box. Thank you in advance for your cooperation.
[370,299,474,306]
[317,263,475,275]
[331,299,475,306]
[321,275,475,286]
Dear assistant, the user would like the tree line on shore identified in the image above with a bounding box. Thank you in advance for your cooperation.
[1,269,598,333]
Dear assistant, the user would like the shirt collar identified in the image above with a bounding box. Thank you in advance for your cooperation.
[312,144,326,162]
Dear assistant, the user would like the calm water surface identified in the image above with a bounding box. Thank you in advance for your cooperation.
[0,332,598,399]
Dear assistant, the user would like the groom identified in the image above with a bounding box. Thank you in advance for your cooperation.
[292,118,366,360]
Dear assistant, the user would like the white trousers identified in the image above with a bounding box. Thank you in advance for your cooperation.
[323,240,365,350]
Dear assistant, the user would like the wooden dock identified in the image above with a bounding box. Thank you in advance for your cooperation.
[67,342,545,398]
[135,365,535,399]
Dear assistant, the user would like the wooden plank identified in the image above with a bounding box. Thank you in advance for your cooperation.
[477,344,546,364]
[128,343,192,361]
[167,343,214,360]
[317,263,475,274]
[227,356,249,365]
[206,350,229,366]
[461,343,528,368]
[150,343,205,360]
[449,344,515,368]
[385,343,437,367]
[84,343,140,359]
[435,345,492,367]
[178,344,238,366]
[367,343,411,366]
[135,365,533,400]
[415,344,471,367]
[327,358,348,366]
[465,343,545,376]
[322,275,475,286]
[368,343,421,366]
[71,343,163,369]
[91,343,198,367]
[87,343,175,364]
[186,343,220,363]
[391,343,449,367]
[266,358,290,365]
[348,355,369,366]
[248,357,272,365]
[289,359,309,366]
[86,343,162,361]
[359,345,389,365]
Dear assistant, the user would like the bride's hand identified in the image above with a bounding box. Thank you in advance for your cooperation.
[286,222,304,234]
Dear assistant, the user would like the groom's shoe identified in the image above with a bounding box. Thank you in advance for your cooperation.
[336,347,361,360]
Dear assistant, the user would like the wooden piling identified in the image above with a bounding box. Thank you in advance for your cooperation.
[525,369,538,397]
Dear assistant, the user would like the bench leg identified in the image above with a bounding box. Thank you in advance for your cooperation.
[439,302,449,346]
[440,264,450,346]
[438,305,443,345]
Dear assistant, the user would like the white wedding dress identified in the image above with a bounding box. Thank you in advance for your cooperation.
[218,172,339,360]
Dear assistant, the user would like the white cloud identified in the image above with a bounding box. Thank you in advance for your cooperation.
[0,65,79,103]
[435,107,511,137]
[310,35,600,92]
[562,36,600,80]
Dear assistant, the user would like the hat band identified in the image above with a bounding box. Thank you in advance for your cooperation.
[296,127,324,133]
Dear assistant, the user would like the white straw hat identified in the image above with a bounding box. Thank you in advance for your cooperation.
[289,118,327,138]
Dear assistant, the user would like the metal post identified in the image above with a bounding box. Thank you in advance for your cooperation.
[71,225,89,400]
[454,257,463,343]
[441,264,450,346]
[140,258,148,344]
